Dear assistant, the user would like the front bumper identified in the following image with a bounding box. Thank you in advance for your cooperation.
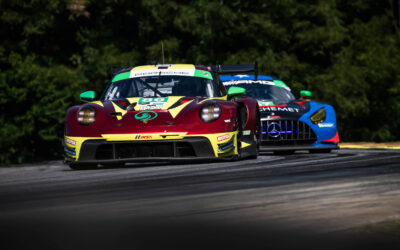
[75,137,215,163]
[63,132,238,164]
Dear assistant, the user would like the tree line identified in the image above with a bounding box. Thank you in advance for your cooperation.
[1,0,399,164]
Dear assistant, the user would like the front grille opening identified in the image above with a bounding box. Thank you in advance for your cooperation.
[176,142,195,157]
[94,141,196,160]
[261,120,317,146]
[96,144,113,159]
[116,143,139,158]
[153,143,173,157]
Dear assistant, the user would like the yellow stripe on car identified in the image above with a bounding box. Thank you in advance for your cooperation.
[111,102,127,120]
[169,100,194,118]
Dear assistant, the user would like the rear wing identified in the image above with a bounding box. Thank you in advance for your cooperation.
[212,62,258,80]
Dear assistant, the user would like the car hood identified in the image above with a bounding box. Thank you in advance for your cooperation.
[71,96,233,136]
[100,96,207,123]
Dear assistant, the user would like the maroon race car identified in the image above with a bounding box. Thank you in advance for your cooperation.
[63,64,260,169]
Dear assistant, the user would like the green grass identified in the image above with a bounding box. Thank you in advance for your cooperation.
[355,221,400,238]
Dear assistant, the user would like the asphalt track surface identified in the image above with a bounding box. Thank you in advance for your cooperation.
[1,149,400,250]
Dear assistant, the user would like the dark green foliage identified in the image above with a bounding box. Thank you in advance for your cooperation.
[0,0,399,164]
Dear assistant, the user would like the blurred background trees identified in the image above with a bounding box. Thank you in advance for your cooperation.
[0,0,399,164]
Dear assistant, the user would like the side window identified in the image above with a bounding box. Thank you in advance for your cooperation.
[218,79,227,96]
[203,79,214,97]
[104,85,118,100]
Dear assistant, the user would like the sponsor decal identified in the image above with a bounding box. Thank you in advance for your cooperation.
[217,134,230,142]
[261,107,300,113]
[224,80,291,91]
[135,135,153,139]
[131,69,193,78]
[131,69,212,80]
[64,147,76,157]
[318,123,334,128]
[218,142,234,152]
[242,130,251,135]
[224,80,274,86]
[138,97,168,105]
[135,111,158,121]
[139,105,162,110]
[66,138,76,146]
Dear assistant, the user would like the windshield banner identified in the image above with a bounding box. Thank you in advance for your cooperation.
[130,69,213,80]
[223,80,290,90]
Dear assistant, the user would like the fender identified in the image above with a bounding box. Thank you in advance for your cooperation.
[235,96,259,135]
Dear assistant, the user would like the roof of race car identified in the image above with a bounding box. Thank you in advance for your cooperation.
[112,64,213,82]
[219,74,274,81]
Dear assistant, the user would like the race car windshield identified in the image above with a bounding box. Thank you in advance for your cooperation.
[227,83,295,104]
[101,75,219,100]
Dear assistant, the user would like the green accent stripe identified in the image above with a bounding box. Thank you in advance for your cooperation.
[273,80,288,88]
[194,70,213,80]
[113,70,212,82]
[112,72,131,82]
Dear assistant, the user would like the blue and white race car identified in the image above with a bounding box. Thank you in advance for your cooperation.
[220,75,339,153]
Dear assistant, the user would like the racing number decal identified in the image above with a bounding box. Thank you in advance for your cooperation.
[138,98,168,105]
[135,111,158,121]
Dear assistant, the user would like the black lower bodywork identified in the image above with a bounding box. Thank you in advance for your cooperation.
[68,137,218,166]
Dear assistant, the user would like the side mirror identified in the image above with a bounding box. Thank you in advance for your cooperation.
[300,90,312,99]
[227,86,246,99]
[80,91,95,102]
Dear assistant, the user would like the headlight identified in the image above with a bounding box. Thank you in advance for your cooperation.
[77,106,96,125]
[310,108,326,124]
[200,103,222,123]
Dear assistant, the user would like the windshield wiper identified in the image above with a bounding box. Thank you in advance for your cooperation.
[140,79,165,97]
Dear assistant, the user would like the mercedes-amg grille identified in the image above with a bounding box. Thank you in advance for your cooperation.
[261,120,317,146]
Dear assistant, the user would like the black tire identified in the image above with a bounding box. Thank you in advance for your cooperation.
[234,110,242,161]
[249,112,261,159]
[69,163,98,170]
[309,149,332,154]
[273,150,295,155]
[102,163,125,168]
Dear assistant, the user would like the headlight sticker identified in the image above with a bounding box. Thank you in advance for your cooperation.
[77,106,96,125]
[310,108,326,124]
[200,103,222,122]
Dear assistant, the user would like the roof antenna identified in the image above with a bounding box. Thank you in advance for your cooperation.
[161,41,165,64]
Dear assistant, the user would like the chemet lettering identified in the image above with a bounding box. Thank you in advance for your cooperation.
[261,107,300,112]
